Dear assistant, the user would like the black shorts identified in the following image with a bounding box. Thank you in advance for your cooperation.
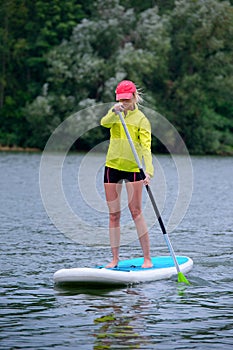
[104,166,142,184]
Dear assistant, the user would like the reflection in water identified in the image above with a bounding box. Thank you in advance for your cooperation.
[94,313,144,349]
[92,289,152,349]
[54,285,151,348]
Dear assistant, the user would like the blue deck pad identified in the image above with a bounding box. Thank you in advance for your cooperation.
[97,256,189,272]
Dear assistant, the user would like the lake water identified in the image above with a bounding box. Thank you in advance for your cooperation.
[1,152,233,349]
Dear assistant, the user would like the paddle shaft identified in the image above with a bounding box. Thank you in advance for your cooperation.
[116,110,181,274]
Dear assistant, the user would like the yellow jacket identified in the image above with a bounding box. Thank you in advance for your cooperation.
[100,106,154,177]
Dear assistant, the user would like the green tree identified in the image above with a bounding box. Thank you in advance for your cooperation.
[0,0,29,145]
[0,0,86,147]
[165,0,233,154]
[25,0,171,149]
[1,0,232,154]
[120,0,175,14]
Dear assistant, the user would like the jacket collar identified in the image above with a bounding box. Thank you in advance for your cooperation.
[125,105,138,117]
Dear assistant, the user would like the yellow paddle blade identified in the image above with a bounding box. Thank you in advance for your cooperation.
[178,272,191,285]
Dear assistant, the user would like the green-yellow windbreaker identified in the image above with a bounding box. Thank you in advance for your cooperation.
[101,106,154,177]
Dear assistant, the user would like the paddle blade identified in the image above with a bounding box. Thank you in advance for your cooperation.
[178,272,191,285]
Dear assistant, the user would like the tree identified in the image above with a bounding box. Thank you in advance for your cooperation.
[1,0,232,154]
[165,0,233,154]
[0,0,29,145]
[25,0,171,149]
[120,0,175,14]
[0,0,87,146]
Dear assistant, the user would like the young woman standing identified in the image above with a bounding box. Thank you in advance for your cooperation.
[101,80,154,268]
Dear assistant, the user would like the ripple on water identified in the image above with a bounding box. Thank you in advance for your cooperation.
[1,154,233,349]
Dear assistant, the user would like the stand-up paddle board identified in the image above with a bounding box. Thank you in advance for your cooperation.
[53,256,193,287]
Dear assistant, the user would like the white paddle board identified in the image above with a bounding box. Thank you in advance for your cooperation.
[53,256,193,287]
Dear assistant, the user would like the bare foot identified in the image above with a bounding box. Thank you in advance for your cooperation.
[105,260,119,268]
[142,259,153,268]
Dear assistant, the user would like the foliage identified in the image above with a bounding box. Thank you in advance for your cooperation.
[0,0,232,154]
[0,0,88,146]
[25,0,171,149]
[166,0,233,154]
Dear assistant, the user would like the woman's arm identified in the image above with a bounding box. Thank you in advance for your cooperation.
[100,108,120,128]
[139,117,154,178]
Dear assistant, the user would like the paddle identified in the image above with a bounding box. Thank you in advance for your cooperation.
[115,110,190,285]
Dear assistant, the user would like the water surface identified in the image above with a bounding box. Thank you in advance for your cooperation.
[1,153,233,349]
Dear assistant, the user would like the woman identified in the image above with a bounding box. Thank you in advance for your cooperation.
[101,80,154,268]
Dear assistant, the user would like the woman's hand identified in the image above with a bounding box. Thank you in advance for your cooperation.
[112,103,124,113]
[143,173,151,186]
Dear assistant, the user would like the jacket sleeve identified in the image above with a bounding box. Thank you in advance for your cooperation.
[139,117,154,177]
[100,108,119,128]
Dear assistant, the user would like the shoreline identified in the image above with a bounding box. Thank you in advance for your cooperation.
[0,146,232,156]
[0,146,41,152]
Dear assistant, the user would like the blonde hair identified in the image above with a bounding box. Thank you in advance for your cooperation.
[133,88,143,105]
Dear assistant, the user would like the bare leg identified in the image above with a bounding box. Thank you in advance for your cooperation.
[104,183,122,268]
[126,181,153,268]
